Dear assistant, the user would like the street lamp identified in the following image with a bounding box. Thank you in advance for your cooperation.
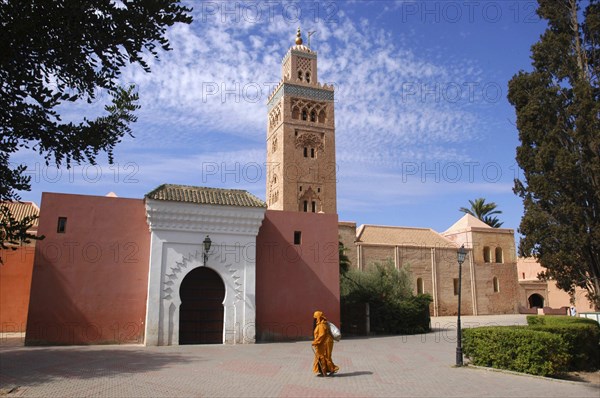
[456,244,467,367]
[203,235,212,264]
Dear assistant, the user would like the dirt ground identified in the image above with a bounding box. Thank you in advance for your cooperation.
[561,370,600,385]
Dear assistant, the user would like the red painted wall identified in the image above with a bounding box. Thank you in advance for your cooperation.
[0,246,36,333]
[256,210,340,341]
[25,193,150,345]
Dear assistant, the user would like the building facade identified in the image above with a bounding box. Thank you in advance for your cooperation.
[0,201,38,334]
[339,214,520,316]
[19,29,341,346]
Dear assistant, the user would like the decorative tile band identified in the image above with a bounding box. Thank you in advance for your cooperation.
[268,83,334,111]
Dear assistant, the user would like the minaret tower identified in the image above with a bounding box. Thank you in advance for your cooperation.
[266,28,336,214]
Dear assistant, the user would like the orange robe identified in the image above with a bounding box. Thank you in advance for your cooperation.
[312,312,339,375]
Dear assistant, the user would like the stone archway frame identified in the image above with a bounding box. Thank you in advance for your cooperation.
[528,293,545,308]
[161,248,244,346]
[144,197,266,346]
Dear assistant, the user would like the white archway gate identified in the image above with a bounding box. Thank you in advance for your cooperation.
[143,187,266,346]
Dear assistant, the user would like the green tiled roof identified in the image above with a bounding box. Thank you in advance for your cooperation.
[145,184,266,208]
[0,201,40,226]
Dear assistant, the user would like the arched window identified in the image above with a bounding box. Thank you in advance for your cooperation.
[310,110,316,122]
[493,277,499,293]
[292,107,299,120]
[305,72,311,83]
[301,109,307,121]
[495,247,503,263]
[483,247,491,263]
[318,110,325,123]
[417,278,424,294]
[298,70,303,80]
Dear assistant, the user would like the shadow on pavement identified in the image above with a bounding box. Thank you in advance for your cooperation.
[0,347,197,389]
[333,371,373,378]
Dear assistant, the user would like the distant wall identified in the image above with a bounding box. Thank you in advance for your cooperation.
[338,221,357,268]
[25,193,150,345]
[256,210,340,341]
[517,257,595,314]
[0,246,36,333]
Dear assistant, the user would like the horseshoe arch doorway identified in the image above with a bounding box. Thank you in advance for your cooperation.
[528,293,544,309]
[179,267,226,344]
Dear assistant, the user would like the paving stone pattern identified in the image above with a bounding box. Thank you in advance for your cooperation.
[1,315,598,397]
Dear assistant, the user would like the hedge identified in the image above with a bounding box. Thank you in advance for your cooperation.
[526,315,600,327]
[526,316,600,370]
[462,326,569,376]
[369,295,432,335]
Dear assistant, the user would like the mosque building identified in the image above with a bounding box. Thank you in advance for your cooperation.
[1,29,592,346]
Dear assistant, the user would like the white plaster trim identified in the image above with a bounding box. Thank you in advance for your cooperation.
[143,199,265,346]
[145,199,265,236]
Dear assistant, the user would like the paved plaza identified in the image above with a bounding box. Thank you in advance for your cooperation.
[0,315,598,397]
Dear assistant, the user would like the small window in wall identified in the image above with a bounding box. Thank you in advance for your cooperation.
[522,272,525,279]
[303,147,308,157]
[311,201,316,213]
[57,217,67,233]
[310,111,316,122]
[298,71,303,80]
[483,247,491,263]
[453,278,459,295]
[303,200,308,212]
[294,231,302,245]
[317,188,321,193]
[495,247,503,263]
[493,277,500,293]
[310,148,315,158]
[302,109,307,121]
[305,72,311,83]
[417,278,424,294]
[299,186,302,192]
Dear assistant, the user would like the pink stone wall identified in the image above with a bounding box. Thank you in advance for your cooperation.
[256,210,340,341]
[0,246,36,333]
[25,193,150,345]
[517,257,595,313]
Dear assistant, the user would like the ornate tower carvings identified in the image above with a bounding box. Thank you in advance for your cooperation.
[266,28,337,214]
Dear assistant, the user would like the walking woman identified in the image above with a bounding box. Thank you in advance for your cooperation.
[312,311,339,376]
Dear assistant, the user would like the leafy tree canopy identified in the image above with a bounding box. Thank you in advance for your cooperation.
[508,0,600,309]
[0,0,193,253]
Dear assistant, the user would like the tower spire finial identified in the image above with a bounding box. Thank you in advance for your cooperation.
[295,27,303,45]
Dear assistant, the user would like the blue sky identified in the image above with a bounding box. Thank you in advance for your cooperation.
[14,0,548,235]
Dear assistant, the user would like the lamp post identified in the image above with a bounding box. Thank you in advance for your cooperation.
[203,235,212,265]
[456,244,467,366]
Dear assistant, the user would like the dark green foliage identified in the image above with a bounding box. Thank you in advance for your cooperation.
[369,294,432,334]
[463,326,570,376]
[340,259,432,334]
[527,315,600,327]
[526,316,600,370]
[464,316,600,375]
[508,0,600,309]
[0,0,193,254]
[459,197,504,228]
[339,241,351,276]
[0,205,44,253]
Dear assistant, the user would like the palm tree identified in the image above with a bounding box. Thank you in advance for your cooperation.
[459,198,504,228]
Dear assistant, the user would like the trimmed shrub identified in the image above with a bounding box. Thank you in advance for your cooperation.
[463,326,569,377]
[370,294,432,334]
[527,315,600,327]
[526,316,600,370]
